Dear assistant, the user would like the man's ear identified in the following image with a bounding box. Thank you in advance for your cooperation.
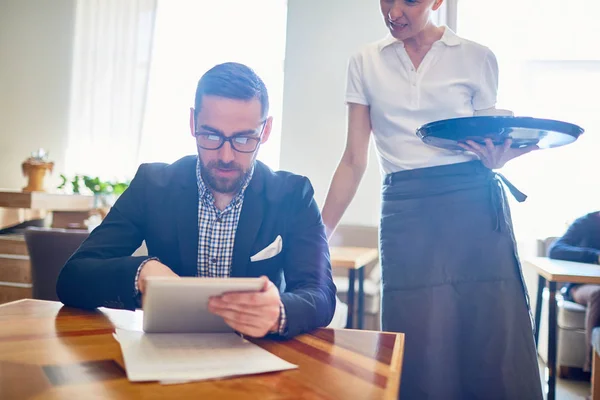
[260,116,273,144]
[189,107,196,137]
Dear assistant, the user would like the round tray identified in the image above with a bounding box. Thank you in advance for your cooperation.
[416,116,584,151]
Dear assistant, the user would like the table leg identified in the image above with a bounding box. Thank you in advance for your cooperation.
[546,281,558,400]
[357,267,365,330]
[534,275,546,348]
[346,269,356,329]
[593,347,600,400]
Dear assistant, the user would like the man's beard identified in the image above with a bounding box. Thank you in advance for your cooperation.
[200,159,251,194]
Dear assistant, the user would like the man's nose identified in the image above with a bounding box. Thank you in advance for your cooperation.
[219,140,235,163]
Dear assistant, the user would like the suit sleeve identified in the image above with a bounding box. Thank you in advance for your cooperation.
[56,165,154,310]
[279,177,337,338]
[548,215,600,264]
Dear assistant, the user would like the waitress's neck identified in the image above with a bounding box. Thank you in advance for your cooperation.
[403,22,445,51]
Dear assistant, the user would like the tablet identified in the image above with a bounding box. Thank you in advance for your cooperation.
[142,277,264,333]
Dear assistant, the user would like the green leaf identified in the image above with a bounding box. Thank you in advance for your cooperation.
[56,173,130,196]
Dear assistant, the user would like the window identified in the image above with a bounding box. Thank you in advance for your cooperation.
[138,0,288,170]
[456,0,600,240]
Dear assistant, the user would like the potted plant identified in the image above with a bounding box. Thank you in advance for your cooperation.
[57,174,130,209]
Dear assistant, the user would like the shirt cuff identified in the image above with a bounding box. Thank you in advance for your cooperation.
[134,257,160,297]
[345,94,369,106]
[277,302,287,336]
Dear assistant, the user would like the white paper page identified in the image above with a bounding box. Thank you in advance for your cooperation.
[114,328,297,383]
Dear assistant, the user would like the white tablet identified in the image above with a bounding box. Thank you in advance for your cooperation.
[142,277,264,333]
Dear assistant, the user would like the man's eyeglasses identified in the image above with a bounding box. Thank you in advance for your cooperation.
[194,121,266,153]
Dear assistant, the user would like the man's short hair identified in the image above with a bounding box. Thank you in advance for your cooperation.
[194,62,269,119]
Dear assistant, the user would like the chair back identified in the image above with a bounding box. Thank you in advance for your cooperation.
[537,237,558,257]
[24,227,89,301]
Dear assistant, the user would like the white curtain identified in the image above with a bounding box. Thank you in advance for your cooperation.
[137,0,288,170]
[66,0,157,182]
[455,0,600,242]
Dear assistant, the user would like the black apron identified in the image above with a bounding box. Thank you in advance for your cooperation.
[380,160,542,399]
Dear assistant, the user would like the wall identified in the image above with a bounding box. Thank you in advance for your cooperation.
[0,0,76,190]
[280,0,388,227]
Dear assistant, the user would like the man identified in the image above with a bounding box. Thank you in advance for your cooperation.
[57,62,336,339]
[549,211,600,372]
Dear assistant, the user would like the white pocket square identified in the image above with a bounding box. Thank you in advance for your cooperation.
[250,235,283,262]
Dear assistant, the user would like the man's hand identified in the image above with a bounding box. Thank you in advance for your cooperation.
[458,138,538,169]
[138,260,178,306]
[208,276,282,338]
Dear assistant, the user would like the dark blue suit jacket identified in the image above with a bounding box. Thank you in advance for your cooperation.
[56,156,336,338]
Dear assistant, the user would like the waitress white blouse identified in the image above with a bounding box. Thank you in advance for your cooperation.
[345,27,499,174]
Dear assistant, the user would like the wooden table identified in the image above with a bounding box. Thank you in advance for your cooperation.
[593,329,600,400]
[330,246,379,330]
[525,256,600,400]
[0,190,94,211]
[0,190,95,231]
[0,299,404,399]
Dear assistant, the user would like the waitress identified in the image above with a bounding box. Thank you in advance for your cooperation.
[321,0,542,398]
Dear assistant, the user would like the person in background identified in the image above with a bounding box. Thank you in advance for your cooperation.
[320,0,542,398]
[549,211,600,372]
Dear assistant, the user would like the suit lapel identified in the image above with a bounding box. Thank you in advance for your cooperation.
[175,159,200,277]
[230,165,265,278]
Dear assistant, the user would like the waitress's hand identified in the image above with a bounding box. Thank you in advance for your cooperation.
[458,138,538,169]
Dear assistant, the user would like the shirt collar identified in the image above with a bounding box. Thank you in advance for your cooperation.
[196,157,254,206]
[378,26,461,52]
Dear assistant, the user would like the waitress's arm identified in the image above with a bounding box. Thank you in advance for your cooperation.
[321,103,372,238]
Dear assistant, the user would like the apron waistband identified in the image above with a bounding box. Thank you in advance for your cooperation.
[383,162,527,232]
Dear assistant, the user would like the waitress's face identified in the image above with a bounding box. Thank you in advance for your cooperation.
[380,0,443,40]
